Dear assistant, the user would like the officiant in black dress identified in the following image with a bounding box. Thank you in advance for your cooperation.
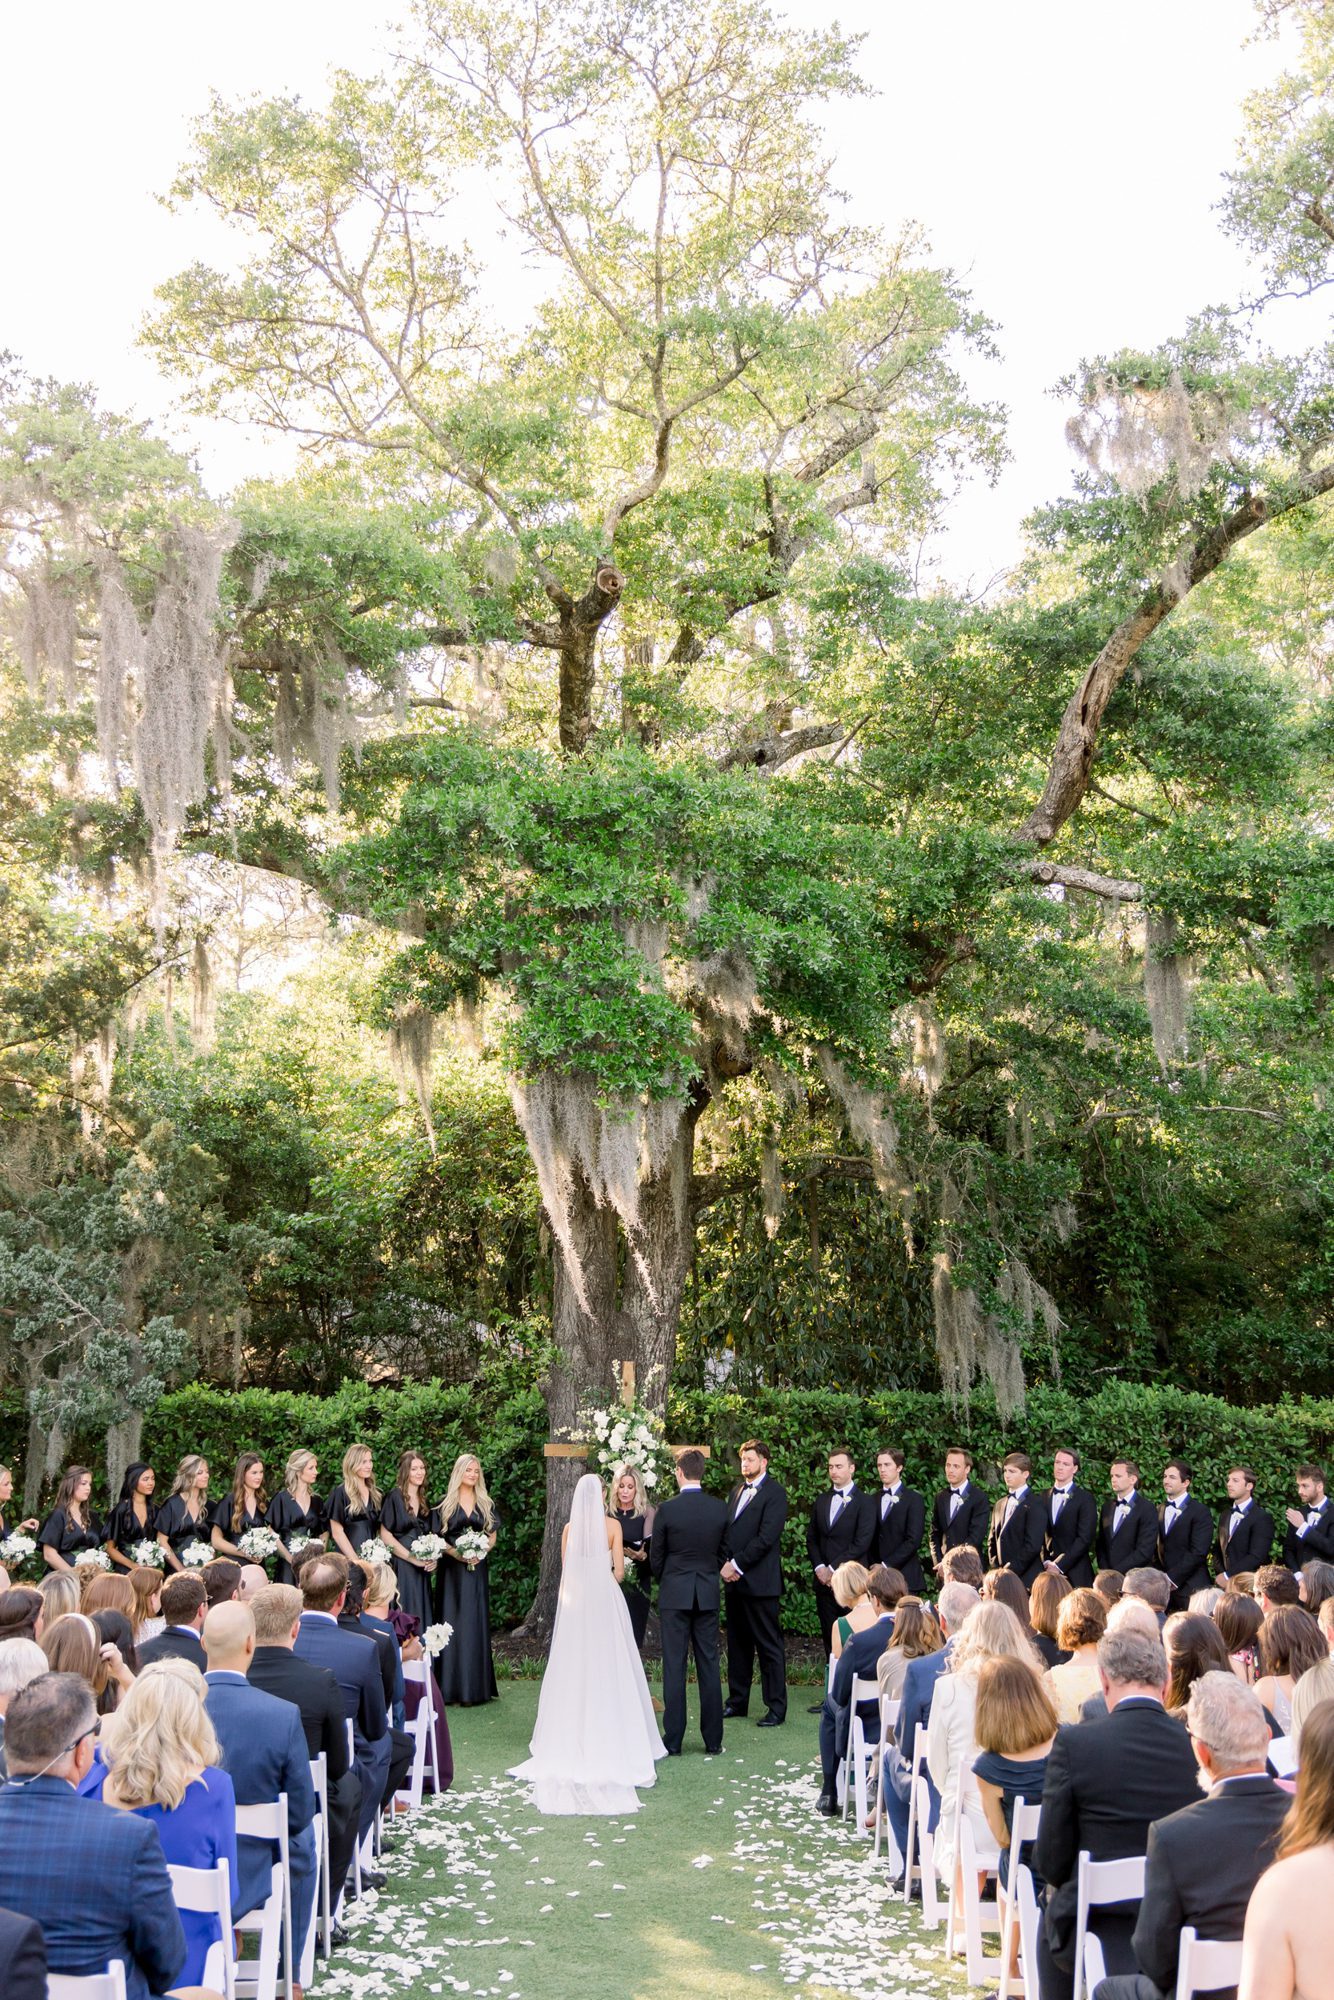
[438,1452,499,1705]
[608,1465,654,1650]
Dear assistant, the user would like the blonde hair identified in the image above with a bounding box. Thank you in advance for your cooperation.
[341,1443,380,1517]
[171,1455,208,1501]
[441,1453,495,1532]
[949,1600,1039,1677]
[359,1560,396,1610]
[606,1464,648,1516]
[37,1572,80,1624]
[102,1659,219,1810]
[284,1449,318,1497]
[832,1561,870,1611]
[1291,1656,1334,1750]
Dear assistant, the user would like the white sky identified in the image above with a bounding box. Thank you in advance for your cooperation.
[0,0,1296,588]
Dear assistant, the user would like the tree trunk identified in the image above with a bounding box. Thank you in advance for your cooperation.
[106,1409,144,1506]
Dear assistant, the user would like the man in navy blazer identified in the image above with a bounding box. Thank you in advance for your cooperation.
[882,1580,980,1870]
[0,1905,45,2000]
[0,1674,185,2000]
[203,1600,318,1963]
[816,1566,899,1811]
[295,1552,392,1845]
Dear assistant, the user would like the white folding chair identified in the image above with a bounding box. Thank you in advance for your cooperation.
[997,1796,1042,2000]
[1269,1734,1297,1778]
[946,1788,1004,1985]
[345,1718,363,1900]
[47,1969,128,2000]
[872,1694,903,1866]
[302,1752,331,1983]
[1015,1864,1043,2000]
[396,1657,443,1808]
[840,1674,882,1825]
[1175,1927,1244,2000]
[1073,1850,1146,2000]
[169,1856,236,2000]
[235,1796,294,2000]
[902,1723,941,1926]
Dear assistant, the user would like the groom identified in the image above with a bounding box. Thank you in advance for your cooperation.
[651,1450,729,1756]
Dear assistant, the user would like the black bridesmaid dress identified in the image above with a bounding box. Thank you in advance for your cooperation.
[266,1491,328,1587]
[380,1489,438,1633]
[154,1494,212,1567]
[210,1495,266,1554]
[104,1496,158,1570]
[326,1485,381,1556]
[438,1503,500,1705]
[614,1507,652,1649]
[37,1506,104,1571]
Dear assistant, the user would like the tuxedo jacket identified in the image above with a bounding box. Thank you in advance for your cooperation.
[0,1906,44,2000]
[722,1474,788,1598]
[204,1669,316,1921]
[249,1642,352,1780]
[1282,1497,1334,1570]
[929,1482,989,1569]
[870,1485,927,1592]
[651,1487,729,1612]
[1040,1485,1097,1588]
[1095,1490,1159,1574]
[806,1487,874,1576]
[1214,1500,1275,1578]
[986,1489,1045,1584]
[135,1622,208,1669]
[1156,1493,1215,1600]
[294,1610,388,1747]
[1129,1775,1289,2000]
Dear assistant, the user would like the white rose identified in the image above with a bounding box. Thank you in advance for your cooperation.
[644,1470,657,1487]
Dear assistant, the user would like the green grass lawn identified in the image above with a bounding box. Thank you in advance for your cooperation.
[312,1677,965,2000]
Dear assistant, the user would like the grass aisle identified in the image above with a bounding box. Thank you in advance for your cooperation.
[311,1678,966,2000]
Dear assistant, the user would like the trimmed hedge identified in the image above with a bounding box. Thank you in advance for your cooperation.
[1,1372,1325,1635]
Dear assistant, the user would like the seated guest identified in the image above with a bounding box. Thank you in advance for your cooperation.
[358,1560,409,1728]
[883,1580,980,1867]
[878,1596,943,1702]
[939,1545,985,1590]
[1034,1624,1200,2000]
[973,1653,1057,1885]
[1255,1564,1301,1613]
[202,1601,317,1954]
[83,1574,137,1623]
[1289,1655,1334,1753]
[0,1637,48,1779]
[130,1566,165,1644]
[1045,1587,1108,1724]
[248,1583,363,1917]
[828,1562,875,1658]
[1215,1591,1263,1684]
[1094,1671,1288,2000]
[1188,1587,1224,1616]
[40,1611,135,1710]
[1093,1569,1124,1609]
[0,1905,45,2000]
[137,1572,208,1666]
[928,1601,1038,1880]
[294,1554,395,1854]
[91,1610,139,1711]
[1030,1571,1073,1668]
[982,1566,1032,1628]
[1076,1597,1163,1723]
[1164,1611,1232,1716]
[0,1588,43,1646]
[339,1564,414,1816]
[202,1562,242,1609]
[0,1673,189,2000]
[236,1564,270,1603]
[36,1571,80,1626]
[1300,1562,1334,1617]
[1226,1571,1257,1596]
[1256,1606,1327,1735]
[816,1564,899,1814]
[1239,1701,1334,2000]
[1123,1567,1172,1623]
[80,1660,237,1993]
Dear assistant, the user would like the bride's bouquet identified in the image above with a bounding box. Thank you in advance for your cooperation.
[0,1532,37,1576]
[239,1526,281,1566]
[180,1541,213,1568]
[454,1528,490,1565]
[422,1621,453,1656]
[411,1533,448,1563]
[130,1540,164,1569]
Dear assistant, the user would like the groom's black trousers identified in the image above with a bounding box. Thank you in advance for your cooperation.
[659,1591,724,1754]
[724,1586,786,1720]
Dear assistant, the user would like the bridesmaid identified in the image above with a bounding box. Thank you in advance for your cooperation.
[608,1463,654,1651]
[104,1464,158,1573]
[210,1454,268,1559]
[38,1465,103,1574]
[438,1451,499,1706]
[266,1448,326,1586]
[380,1449,439,1637]
[326,1443,381,1559]
[0,1462,39,1542]
[155,1457,212,1573]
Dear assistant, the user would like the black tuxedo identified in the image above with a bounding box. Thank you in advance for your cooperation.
[135,1624,207,1669]
[1213,1499,1275,1578]
[0,1907,45,2000]
[806,1486,874,1656]
[1095,1491,1159,1574]
[1100,1774,1289,2000]
[1034,1698,1201,2000]
[249,1644,362,1904]
[651,1486,729,1753]
[1282,1496,1334,1570]
[870,1485,926,1593]
[722,1474,788,1721]
[928,1481,989,1572]
[1155,1494,1214,1609]
[1041,1484,1097,1588]
[986,1488,1045,1585]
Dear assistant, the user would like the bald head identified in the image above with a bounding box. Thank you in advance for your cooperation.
[237,1565,270,1602]
[203,1600,256,1673]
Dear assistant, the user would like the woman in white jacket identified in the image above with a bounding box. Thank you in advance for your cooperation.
[927,1600,1042,1880]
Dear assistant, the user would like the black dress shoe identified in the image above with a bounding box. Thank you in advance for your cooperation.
[815,1791,838,1815]
[807,1700,824,1713]
[704,1743,723,1755]
[666,1746,682,1756]
[331,1922,351,1947]
[756,1712,784,1727]
[722,1704,748,1719]
[358,1868,388,1890]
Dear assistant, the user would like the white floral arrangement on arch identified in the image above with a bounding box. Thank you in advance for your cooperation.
[179,1541,213,1568]
[574,1396,672,1490]
[422,1621,453,1656]
[454,1528,491,1565]
[0,1532,37,1574]
[238,1526,281,1565]
[74,1548,112,1572]
[130,1540,164,1569]
[410,1533,448,1563]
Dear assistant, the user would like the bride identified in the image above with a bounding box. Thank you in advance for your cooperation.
[509,1471,667,1814]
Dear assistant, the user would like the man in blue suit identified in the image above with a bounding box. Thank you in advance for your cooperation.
[882,1580,980,1874]
[0,1905,45,2000]
[203,1600,318,1969]
[816,1566,900,1813]
[0,1674,185,2000]
[294,1553,393,1852]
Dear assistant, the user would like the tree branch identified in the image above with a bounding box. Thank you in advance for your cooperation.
[717,721,845,771]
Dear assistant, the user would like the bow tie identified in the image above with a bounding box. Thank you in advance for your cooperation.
[1053,1487,1069,1497]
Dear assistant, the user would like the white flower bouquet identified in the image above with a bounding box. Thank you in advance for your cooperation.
[454,1528,490,1564]
[75,1548,111,1572]
[180,1541,213,1568]
[356,1537,393,1566]
[130,1540,164,1569]
[422,1621,453,1656]
[410,1533,448,1563]
[574,1388,672,1489]
[238,1526,281,1565]
[287,1535,325,1563]
[0,1532,37,1574]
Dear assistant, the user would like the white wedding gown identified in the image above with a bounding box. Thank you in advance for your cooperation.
[509,1473,667,1814]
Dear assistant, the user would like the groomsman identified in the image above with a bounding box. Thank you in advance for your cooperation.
[987,1451,1045,1585]
[651,1451,729,1756]
[929,1446,989,1575]
[1214,1464,1275,1579]
[871,1448,926,1592]
[1040,1447,1097,1588]
[1156,1459,1214,1610]
[721,1440,788,1727]
[806,1448,872,1660]
[1096,1457,1159,1573]
[1283,1462,1334,1569]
